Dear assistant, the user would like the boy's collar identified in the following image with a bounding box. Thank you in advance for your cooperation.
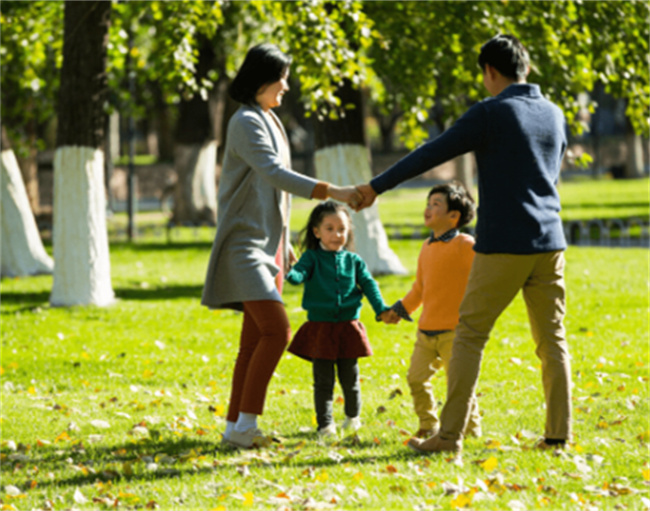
[428,228,459,244]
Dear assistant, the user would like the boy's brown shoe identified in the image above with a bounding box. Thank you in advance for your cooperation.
[413,428,436,439]
[407,433,462,454]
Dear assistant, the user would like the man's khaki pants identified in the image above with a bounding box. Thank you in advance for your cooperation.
[440,251,572,441]
[407,330,481,434]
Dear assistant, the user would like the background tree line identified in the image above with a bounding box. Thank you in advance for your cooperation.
[1,0,648,305]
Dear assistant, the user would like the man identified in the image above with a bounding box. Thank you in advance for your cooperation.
[354,34,571,453]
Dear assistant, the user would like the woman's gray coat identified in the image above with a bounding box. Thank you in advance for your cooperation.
[201,104,320,310]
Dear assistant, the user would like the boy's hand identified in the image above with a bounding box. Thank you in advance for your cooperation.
[380,310,400,324]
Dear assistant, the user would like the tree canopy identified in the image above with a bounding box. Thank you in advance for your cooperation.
[1,0,648,153]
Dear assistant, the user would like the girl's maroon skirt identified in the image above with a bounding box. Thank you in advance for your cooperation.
[288,320,372,361]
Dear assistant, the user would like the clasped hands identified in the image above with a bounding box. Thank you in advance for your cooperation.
[327,183,377,212]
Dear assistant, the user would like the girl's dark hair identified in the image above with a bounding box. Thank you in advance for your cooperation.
[428,180,476,228]
[228,43,292,105]
[478,34,529,81]
[299,201,354,252]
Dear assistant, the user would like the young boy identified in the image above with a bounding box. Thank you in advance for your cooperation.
[387,182,481,439]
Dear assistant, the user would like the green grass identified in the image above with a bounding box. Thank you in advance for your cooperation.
[1,239,648,510]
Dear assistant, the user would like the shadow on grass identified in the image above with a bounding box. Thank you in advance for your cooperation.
[0,284,204,310]
[13,433,418,490]
[110,241,213,252]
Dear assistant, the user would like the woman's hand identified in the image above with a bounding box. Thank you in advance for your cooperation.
[327,185,363,209]
[288,244,298,266]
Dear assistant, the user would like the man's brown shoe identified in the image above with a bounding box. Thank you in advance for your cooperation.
[534,439,566,451]
[407,433,462,454]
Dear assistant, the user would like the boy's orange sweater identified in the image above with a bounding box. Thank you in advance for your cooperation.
[402,233,475,331]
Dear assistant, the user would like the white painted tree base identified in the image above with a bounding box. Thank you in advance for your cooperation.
[173,141,218,223]
[50,146,115,307]
[0,149,54,277]
[314,144,406,275]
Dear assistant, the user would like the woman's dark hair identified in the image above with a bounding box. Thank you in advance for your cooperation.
[228,43,292,105]
[299,201,354,252]
[428,180,476,228]
[478,34,529,81]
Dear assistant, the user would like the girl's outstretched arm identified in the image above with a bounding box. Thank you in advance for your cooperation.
[285,250,315,285]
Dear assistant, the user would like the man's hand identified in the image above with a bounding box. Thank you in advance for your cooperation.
[353,183,377,211]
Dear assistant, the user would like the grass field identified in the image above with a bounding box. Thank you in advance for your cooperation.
[1,235,648,510]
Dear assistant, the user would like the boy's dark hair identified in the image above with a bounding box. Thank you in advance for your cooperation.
[229,43,292,105]
[299,201,354,252]
[478,34,529,81]
[428,181,476,228]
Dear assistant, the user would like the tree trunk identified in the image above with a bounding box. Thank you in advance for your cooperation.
[50,0,114,307]
[172,38,224,225]
[454,152,475,191]
[314,80,406,275]
[624,115,644,179]
[16,144,40,214]
[0,127,54,278]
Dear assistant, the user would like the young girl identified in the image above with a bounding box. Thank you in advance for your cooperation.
[286,201,392,438]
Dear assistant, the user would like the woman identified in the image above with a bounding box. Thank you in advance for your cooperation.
[201,43,359,449]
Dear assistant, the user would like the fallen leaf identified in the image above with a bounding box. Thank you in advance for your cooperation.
[73,488,88,504]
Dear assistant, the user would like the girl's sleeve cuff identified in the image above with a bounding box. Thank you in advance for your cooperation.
[311,182,329,200]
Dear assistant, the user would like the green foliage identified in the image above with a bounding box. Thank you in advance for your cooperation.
[364,1,650,148]
[0,1,63,151]
[1,241,648,510]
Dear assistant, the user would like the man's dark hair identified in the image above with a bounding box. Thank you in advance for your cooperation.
[228,43,292,105]
[428,181,476,229]
[478,34,529,81]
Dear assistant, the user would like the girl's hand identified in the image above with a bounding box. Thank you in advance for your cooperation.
[380,310,400,324]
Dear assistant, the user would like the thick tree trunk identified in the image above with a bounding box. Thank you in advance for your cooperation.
[172,39,224,225]
[0,127,54,278]
[314,80,405,275]
[51,0,114,307]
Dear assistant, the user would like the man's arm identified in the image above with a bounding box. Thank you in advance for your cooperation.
[352,103,485,212]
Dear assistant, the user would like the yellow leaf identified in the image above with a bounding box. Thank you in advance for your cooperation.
[55,431,71,443]
[143,369,154,378]
[81,352,90,359]
[0,366,4,375]
[316,471,329,482]
[9,362,18,369]
[2,504,17,510]
[486,439,501,449]
[352,471,364,481]
[450,492,473,509]
[480,456,498,472]
[643,468,650,481]
[210,507,226,511]
[28,386,36,395]
[242,492,254,506]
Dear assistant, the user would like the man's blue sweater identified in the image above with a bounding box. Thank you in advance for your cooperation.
[371,83,567,255]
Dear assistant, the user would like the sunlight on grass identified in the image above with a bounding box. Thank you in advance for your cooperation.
[1,238,648,510]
